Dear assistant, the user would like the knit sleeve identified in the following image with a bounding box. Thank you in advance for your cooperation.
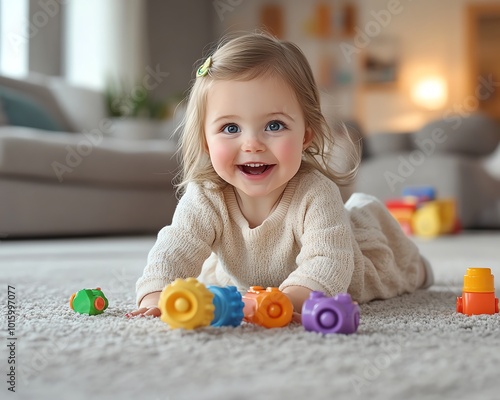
[279,173,355,296]
[135,183,223,306]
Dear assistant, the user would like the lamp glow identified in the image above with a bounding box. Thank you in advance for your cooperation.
[411,77,447,110]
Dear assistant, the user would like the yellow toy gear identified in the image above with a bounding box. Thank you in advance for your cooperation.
[158,278,215,329]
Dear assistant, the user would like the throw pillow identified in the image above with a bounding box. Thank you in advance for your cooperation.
[412,113,500,157]
[0,86,64,131]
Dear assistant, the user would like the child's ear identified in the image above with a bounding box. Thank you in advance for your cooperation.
[303,127,314,150]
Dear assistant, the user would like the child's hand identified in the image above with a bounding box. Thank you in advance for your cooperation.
[126,291,162,318]
[292,312,302,324]
[282,286,312,325]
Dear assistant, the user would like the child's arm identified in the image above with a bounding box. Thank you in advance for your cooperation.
[131,183,224,316]
[280,174,355,303]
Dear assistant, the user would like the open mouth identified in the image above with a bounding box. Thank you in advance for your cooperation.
[237,163,274,175]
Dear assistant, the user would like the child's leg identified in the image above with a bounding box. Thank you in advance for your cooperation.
[345,193,434,303]
[420,255,435,289]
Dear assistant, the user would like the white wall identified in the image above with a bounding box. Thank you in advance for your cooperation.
[0,0,29,77]
[212,0,364,124]
[211,0,500,134]
[356,0,499,134]
[64,0,148,90]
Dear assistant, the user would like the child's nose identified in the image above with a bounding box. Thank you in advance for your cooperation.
[241,133,265,152]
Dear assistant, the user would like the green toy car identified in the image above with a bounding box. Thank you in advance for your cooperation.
[70,288,108,315]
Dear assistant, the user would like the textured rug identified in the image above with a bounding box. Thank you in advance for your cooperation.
[1,233,499,400]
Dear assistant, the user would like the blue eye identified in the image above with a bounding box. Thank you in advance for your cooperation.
[223,124,240,134]
[266,121,285,132]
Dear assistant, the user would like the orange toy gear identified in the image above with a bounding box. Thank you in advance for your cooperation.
[242,286,293,328]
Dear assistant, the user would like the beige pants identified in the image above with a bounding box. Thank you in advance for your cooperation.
[345,193,433,303]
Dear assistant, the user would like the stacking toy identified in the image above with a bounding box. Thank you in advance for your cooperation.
[456,268,499,315]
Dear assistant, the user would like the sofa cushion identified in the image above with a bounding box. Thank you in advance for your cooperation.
[0,86,65,131]
[412,113,500,157]
[0,127,178,189]
[0,75,75,132]
[47,77,108,132]
[0,178,177,237]
[363,132,414,158]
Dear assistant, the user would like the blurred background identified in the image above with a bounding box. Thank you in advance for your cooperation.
[2,0,500,133]
[1,0,500,238]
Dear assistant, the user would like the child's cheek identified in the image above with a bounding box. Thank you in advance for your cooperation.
[277,141,304,163]
[208,145,233,175]
[209,145,230,162]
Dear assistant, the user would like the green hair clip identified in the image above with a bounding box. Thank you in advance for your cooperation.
[196,56,212,78]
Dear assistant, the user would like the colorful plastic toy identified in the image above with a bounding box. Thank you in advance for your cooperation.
[386,186,460,238]
[412,199,457,237]
[207,285,245,327]
[302,292,360,334]
[456,268,499,316]
[158,278,244,329]
[401,186,436,202]
[385,199,417,236]
[70,288,108,315]
[242,286,293,328]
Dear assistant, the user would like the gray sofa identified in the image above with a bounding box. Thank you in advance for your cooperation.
[0,74,179,238]
[355,114,500,229]
[2,73,499,237]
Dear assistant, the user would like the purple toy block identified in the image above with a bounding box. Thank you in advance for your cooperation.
[302,292,360,334]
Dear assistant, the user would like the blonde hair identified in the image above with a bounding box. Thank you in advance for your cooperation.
[176,31,360,194]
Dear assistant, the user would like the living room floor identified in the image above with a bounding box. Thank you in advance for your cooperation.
[412,231,500,287]
[1,231,499,284]
[1,231,499,400]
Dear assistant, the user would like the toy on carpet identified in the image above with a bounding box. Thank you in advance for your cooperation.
[385,186,460,238]
[456,268,499,316]
[159,281,295,329]
[158,278,244,329]
[302,292,360,334]
[242,286,294,328]
[209,285,245,327]
[154,279,357,332]
[70,288,109,315]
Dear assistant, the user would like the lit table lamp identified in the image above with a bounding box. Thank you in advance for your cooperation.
[411,77,448,110]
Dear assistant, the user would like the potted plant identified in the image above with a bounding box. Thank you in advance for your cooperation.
[104,79,181,140]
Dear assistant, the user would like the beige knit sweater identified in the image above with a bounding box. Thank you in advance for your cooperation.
[136,167,427,306]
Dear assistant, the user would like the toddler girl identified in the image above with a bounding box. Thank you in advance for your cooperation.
[127,32,433,319]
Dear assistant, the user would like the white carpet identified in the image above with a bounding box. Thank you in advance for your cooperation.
[1,232,499,400]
